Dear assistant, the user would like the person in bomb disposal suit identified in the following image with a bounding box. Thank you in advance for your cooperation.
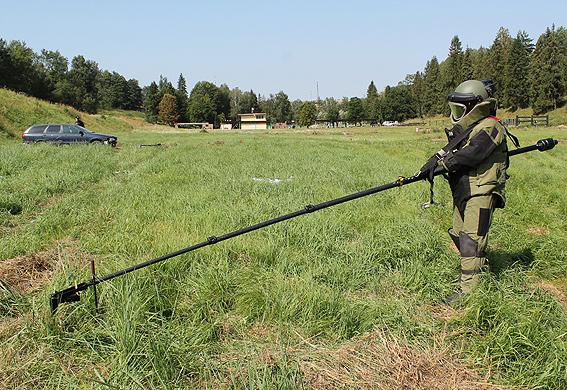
[422,80,518,303]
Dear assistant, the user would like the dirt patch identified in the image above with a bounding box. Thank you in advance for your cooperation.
[527,226,549,236]
[535,280,567,311]
[0,239,83,294]
[0,252,54,294]
[299,331,507,389]
[208,140,225,145]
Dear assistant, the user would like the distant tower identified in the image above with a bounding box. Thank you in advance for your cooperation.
[316,81,320,101]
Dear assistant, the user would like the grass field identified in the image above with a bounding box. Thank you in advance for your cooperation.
[1,91,567,388]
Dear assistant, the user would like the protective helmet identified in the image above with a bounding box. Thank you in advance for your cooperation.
[448,80,496,122]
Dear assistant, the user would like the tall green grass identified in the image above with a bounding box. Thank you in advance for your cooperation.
[1,122,566,388]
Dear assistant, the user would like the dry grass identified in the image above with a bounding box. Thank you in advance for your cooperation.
[0,251,56,294]
[0,239,85,294]
[216,324,512,389]
[298,331,512,390]
[535,280,567,311]
[526,226,550,236]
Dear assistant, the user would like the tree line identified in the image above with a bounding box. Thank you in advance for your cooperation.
[142,75,294,127]
[2,25,565,127]
[143,25,566,128]
[0,38,142,113]
[404,25,567,117]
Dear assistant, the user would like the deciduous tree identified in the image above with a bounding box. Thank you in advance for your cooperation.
[158,93,179,126]
[347,97,364,124]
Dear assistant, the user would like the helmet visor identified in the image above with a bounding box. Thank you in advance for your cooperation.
[449,102,467,121]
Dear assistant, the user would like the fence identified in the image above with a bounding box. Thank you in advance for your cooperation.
[502,115,549,127]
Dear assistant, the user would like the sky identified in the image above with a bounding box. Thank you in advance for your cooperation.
[1,0,565,100]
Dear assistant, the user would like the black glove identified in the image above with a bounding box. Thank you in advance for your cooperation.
[419,155,440,182]
[438,151,459,172]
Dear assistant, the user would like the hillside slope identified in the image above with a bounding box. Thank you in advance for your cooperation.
[0,88,167,140]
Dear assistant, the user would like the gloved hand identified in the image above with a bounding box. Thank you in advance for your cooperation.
[437,151,459,172]
[419,156,440,182]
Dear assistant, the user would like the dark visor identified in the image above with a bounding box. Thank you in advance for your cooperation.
[448,92,483,104]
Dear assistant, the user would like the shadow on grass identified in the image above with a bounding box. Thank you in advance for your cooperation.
[488,248,534,276]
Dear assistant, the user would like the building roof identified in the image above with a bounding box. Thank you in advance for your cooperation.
[238,113,267,122]
[238,113,266,117]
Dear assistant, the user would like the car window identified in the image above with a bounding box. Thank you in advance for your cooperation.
[62,125,79,134]
[27,125,47,134]
[46,125,61,134]
[75,125,92,133]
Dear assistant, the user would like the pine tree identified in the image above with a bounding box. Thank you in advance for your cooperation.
[423,57,442,115]
[507,31,532,110]
[559,27,567,97]
[443,36,464,93]
[365,80,380,122]
[411,71,425,118]
[462,48,474,81]
[367,80,378,99]
[158,75,175,99]
[126,79,142,110]
[176,73,189,122]
[298,101,317,127]
[530,26,566,113]
[489,27,513,106]
[471,47,491,80]
[143,82,160,123]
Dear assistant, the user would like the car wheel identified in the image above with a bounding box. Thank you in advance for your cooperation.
[90,139,103,145]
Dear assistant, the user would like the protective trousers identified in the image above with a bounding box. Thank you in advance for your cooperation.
[448,194,495,293]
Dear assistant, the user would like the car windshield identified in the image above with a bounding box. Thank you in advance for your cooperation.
[75,125,93,133]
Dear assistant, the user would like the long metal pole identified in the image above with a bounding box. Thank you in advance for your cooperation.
[50,138,559,313]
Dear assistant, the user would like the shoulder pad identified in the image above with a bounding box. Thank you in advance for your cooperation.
[479,116,500,125]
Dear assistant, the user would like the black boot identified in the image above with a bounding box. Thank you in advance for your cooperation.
[446,289,465,306]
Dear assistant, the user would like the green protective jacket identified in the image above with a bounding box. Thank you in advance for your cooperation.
[439,99,509,212]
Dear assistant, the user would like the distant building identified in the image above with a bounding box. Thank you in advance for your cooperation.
[220,122,233,130]
[238,112,267,130]
[176,122,213,130]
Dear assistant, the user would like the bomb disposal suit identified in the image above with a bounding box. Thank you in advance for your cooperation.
[432,80,511,296]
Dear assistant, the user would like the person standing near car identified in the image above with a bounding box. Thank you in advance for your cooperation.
[75,116,85,127]
[422,80,514,303]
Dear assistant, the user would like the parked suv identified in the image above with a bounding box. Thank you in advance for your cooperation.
[22,124,118,146]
